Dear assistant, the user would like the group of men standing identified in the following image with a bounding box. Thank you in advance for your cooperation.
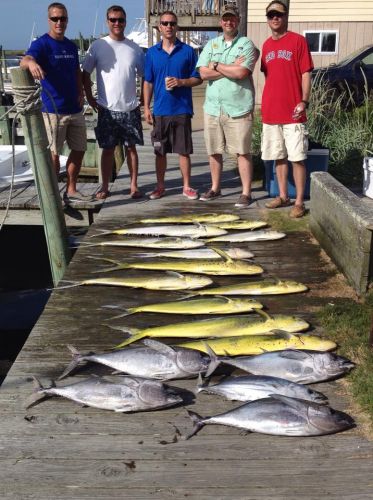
[21,1,313,218]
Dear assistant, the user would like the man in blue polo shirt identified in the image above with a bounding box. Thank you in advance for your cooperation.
[21,2,88,203]
[144,11,202,200]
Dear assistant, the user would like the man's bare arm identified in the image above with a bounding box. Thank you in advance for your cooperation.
[20,55,45,80]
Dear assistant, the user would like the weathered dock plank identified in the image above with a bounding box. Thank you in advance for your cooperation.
[0,132,372,499]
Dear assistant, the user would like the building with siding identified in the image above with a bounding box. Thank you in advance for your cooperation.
[247,0,373,103]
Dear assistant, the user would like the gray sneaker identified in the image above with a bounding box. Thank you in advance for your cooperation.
[234,194,252,208]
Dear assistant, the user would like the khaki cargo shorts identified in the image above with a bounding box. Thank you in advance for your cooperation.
[261,123,308,162]
[43,111,87,155]
[204,111,253,156]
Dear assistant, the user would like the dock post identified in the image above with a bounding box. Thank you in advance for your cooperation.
[10,67,70,286]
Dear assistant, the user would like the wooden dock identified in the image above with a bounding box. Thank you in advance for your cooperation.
[0,131,372,499]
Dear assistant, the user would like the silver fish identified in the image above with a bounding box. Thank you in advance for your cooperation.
[196,374,327,403]
[133,247,254,260]
[186,395,355,438]
[93,224,227,239]
[59,340,220,381]
[207,230,286,243]
[27,376,182,412]
[81,237,206,250]
[223,349,355,384]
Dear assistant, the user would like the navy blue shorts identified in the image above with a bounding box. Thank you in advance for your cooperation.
[95,106,144,149]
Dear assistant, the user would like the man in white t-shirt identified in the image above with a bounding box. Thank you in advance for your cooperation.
[82,5,144,199]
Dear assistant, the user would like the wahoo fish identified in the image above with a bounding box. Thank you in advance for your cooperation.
[26,376,182,412]
[92,249,263,276]
[134,247,254,260]
[207,230,286,243]
[186,395,355,438]
[139,213,240,224]
[91,224,227,239]
[176,331,337,355]
[223,349,355,384]
[196,373,327,404]
[108,296,264,318]
[190,279,308,296]
[114,313,309,349]
[57,272,213,291]
[211,220,267,230]
[79,237,206,250]
[59,339,220,381]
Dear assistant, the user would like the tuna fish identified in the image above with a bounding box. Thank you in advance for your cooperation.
[58,340,220,381]
[186,395,355,438]
[196,373,327,403]
[223,349,355,384]
[26,376,183,412]
[176,331,337,356]
[206,230,286,243]
[114,314,310,349]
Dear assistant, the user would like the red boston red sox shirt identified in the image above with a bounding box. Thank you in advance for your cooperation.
[261,31,313,124]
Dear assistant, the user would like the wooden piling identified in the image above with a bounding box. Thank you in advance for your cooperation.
[9,67,70,286]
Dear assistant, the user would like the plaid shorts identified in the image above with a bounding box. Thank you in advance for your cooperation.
[95,106,144,149]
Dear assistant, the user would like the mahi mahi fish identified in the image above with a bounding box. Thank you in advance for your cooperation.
[57,272,213,291]
[114,313,309,349]
[26,376,182,412]
[211,220,268,230]
[188,278,308,296]
[139,213,240,224]
[134,247,254,260]
[186,394,355,438]
[207,229,286,242]
[196,373,327,403]
[80,237,206,250]
[91,224,227,239]
[223,349,355,384]
[176,331,337,355]
[92,249,263,276]
[108,296,264,318]
[59,339,220,381]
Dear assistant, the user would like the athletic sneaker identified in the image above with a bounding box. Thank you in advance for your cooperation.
[149,187,165,200]
[265,196,291,209]
[199,189,221,201]
[183,187,199,200]
[234,194,252,208]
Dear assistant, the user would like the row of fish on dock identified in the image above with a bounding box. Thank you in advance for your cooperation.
[28,213,356,438]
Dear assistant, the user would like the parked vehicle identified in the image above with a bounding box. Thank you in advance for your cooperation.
[312,45,373,105]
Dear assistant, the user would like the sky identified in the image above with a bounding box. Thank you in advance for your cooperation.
[0,0,145,50]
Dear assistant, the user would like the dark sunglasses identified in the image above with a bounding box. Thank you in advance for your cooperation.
[108,17,125,24]
[266,10,286,19]
[49,16,68,23]
[160,21,177,27]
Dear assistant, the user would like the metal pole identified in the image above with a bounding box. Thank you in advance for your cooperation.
[237,0,248,37]
[10,67,70,286]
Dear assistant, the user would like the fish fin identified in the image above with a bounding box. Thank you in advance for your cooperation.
[195,372,208,395]
[185,410,206,440]
[114,333,145,349]
[256,309,272,320]
[269,329,299,340]
[214,295,232,303]
[165,270,185,279]
[49,280,81,291]
[143,339,176,357]
[204,344,220,377]
[269,394,312,410]
[210,247,233,262]
[57,345,83,380]
[25,377,51,409]
[280,349,312,360]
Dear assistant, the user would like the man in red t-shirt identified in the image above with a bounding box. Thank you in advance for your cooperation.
[261,1,313,218]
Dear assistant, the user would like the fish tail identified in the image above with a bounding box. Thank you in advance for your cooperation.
[49,280,81,291]
[87,229,112,238]
[57,345,82,380]
[204,344,220,377]
[88,256,128,274]
[25,376,53,409]
[185,410,206,440]
[108,310,133,320]
[114,333,145,349]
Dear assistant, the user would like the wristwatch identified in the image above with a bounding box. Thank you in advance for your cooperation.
[213,61,219,71]
[301,100,309,109]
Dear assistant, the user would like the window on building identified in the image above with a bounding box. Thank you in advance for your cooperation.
[304,31,338,55]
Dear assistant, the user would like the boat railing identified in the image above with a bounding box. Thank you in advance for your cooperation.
[149,0,236,16]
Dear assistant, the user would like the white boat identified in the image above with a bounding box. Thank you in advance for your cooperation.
[0,145,67,187]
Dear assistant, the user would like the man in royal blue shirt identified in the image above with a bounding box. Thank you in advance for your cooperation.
[144,11,202,200]
[21,2,89,203]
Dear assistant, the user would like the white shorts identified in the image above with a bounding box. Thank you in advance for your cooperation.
[261,123,308,162]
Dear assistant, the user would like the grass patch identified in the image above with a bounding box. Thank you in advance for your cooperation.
[265,210,310,233]
[317,293,373,426]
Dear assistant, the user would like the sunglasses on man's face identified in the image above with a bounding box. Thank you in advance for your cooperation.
[160,21,177,27]
[266,10,286,19]
[108,17,125,24]
[49,16,68,23]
